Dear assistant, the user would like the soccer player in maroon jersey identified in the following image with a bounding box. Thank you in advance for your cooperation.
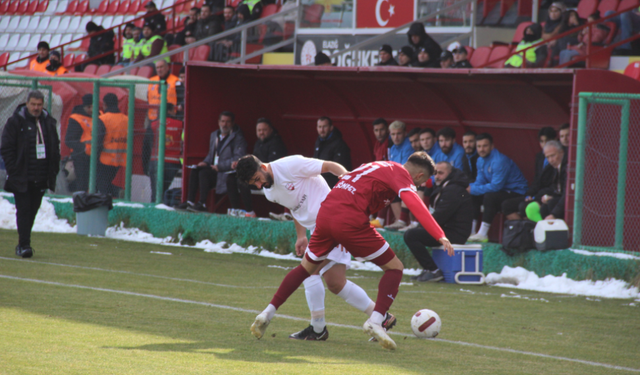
[251,152,454,350]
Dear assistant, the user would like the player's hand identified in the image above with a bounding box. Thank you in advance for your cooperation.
[439,237,454,256]
[295,237,308,257]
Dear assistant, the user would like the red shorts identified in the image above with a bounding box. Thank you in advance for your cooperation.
[307,211,396,267]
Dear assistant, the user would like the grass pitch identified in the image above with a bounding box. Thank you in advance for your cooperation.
[0,229,639,375]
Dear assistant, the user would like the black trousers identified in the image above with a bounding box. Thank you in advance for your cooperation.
[13,181,46,247]
[148,161,181,203]
[96,163,121,198]
[403,226,468,271]
[72,153,90,192]
[473,191,523,224]
[226,172,253,211]
[187,166,217,204]
[502,196,528,217]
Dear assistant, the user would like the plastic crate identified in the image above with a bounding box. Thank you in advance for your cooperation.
[431,244,485,284]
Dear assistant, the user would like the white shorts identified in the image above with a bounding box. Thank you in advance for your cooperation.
[307,226,351,276]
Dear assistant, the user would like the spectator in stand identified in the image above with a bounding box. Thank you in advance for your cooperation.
[175,111,247,212]
[222,5,237,30]
[559,13,610,65]
[467,133,528,242]
[452,46,473,68]
[376,44,398,66]
[606,7,640,55]
[175,7,200,45]
[439,50,454,68]
[227,118,288,217]
[407,127,422,151]
[206,0,226,13]
[372,118,390,161]
[195,5,222,41]
[65,94,105,193]
[461,131,478,183]
[551,10,584,64]
[384,120,414,230]
[30,42,50,73]
[146,103,183,203]
[404,161,473,282]
[432,127,464,170]
[175,67,185,121]
[502,140,566,221]
[398,47,414,67]
[505,23,548,68]
[144,1,167,33]
[414,47,433,67]
[213,6,239,61]
[313,116,351,188]
[97,94,127,197]
[407,22,442,67]
[558,123,570,147]
[419,128,440,158]
[314,52,333,66]
[239,0,263,20]
[542,2,567,41]
[85,21,115,66]
[136,23,169,65]
[121,23,137,65]
[147,60,178,127]
[45,51,68,76]
[132,27,144,60]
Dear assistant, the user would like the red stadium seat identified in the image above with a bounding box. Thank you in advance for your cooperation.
[128,0,139,12]
[127,66,139,75]
[64,0,77,14]
[63,53,75,66]
[587,46,612,69]
[603,21,618,44]
[17,0,30,14]
[83,63,98,74]
[75,0,88,13]
[190,44,209,61]
[36,0,48,12]
[106,0,119,14]
[578,0,598,18]
[301,4,323,27]
[75,53,87,64]
[512,21,533,45]
[469,46,492,67]
[517,0,533,16]
[95,64,112,75]
[260,4,279,18]
[70,35,90,51]
[94,0,108,14]
[137,65,153,78]
[7,0,20,14]
[117,0,130,13]
[0,52,10,70]
[0,0,10,13]
[623,61,640,80]
[487,45,511,68]
[598,0,619,14]
[134,18,144,27]
[26,0,39,13]
[618,0,640,10]
[464,45,475,60]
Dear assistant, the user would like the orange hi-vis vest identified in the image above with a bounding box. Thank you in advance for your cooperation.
[151,118,183,164]
[99,112,128,167]
[70,113,93,156]
[29,58,49,73]
[45,66,68,76]
[147,74,178,121]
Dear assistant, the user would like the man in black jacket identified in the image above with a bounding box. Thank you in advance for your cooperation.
[407,22,442,68]
[312,116,351,188]
[461,131,478,182]
[85,21,115,66]
[195,4,222,41]
[144,1,167,33]
[1,91,60,258]
[376,44,398,66]
[404,162,473,282]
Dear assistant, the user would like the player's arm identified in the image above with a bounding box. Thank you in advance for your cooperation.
[293,218,308,257]
[321,161,348,178]
[400,190,454,256]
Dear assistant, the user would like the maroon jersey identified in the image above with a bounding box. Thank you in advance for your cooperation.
[323,161,416,218]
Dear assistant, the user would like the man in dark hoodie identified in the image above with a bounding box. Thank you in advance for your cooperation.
[65,94,106,192]
[313,116,351,188]
[376,44,398,66]
[85,21,115,66]
[404,161,473,282]
[407,22,442,68]
[1,90,60,258]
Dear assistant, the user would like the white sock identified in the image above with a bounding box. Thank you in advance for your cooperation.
[337,280,375,315]
[370,311,384,325]
[377,218,385,226]
[262,304,277,321]
[471,220,478,235]
[303,275,326,333]
[478,222,490,236]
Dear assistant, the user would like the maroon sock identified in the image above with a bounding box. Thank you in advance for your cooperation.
[374,269,403,315]
[270,265,310,309]
[400,208,410,223]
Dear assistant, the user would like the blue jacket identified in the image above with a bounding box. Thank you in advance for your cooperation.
[389,137,414,164]
[424,142,441,158]
[432,142,465,170]
[470,148,528,195]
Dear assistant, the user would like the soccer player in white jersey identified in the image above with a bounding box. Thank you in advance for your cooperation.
[236,154,396,341]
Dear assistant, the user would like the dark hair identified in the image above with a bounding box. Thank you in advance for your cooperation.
[37,41,50,50]
[179,66,185,74]
[407,127,421,138]
[124,22,135,29]
[256,117,273,129]
[27,90,45,102]
[372,118,388,127]
[191,6,201,13]
[236,155,262,184]
[224,5,234,11]
[436,127,456,140]
[407,151,435,176]
[419,128,436,137]
[476,132,493,144]
[318,116,332,126]
[538,126,557,140]
[219,111,235,122]
[463,130,477,138]
[559,123,570,131]
[589,11,600,19]
[201,4,211,11]
[86,21,100,33]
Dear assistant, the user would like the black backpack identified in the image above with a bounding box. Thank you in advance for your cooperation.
[502,220,536,256]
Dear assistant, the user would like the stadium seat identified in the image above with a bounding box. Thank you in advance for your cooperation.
[78,15,92,31]
[128,0,139,13]
[106,0,119,14]
[63,52,74,66]
[136,65,153,77]
[68,33,83,49]
[134,18,144,27]
[0,52,9,70]
[7,0,20,15]
[70,34,89,51]
[26,35,41,51]
[74,52,87,64]
[301,4,323,27]
[27,0,39,13]
[36,15,51,32]
[17,52,32,68]
[6,17,22,33]
[511,21,533,45]
[27,15,41,30]
[94,0,108,14]
[618,0,640,10]
[190,44,209,61]
[112,15,124,27]
[260,4,279,18]
[623,61,640,80]
[83,63,98,74]
[74,0,87,14]
[95,64,111,75]
[53,0,66,13]
[598,0,620,14]
[116,0,129,13]
[127,66,139,75]
[56,15,70,32]
[0,16,12,32]
[44,0,58,14]
[92,15,104,26]
[603,21,618,44]
[37,0,49,12]
[63,0,77,14]
[17,0,30,14]
[48,15,61,31]
[102,15,114,28]
[17,35,31,51]
[0,35,9,51]
[577,0,598,18]
[67,15,81,32]
[464,45,475,60]
[59,33,72,45]
[40,33,52,43]
[0,0,10,13]
[18,16,31,30]
[49,33,62,47]
[6,34,21,52]
[469,46,492,67]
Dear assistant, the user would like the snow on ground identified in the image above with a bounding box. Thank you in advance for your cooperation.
[0,196,638,300]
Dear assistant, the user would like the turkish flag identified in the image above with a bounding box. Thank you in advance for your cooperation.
[357,0,414,28]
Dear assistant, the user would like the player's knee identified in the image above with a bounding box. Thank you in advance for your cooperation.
[326,279,345,294]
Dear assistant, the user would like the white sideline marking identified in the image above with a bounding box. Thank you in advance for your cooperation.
[1,274,639,373]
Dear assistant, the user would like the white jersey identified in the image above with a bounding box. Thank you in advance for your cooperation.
[264,155,330,231]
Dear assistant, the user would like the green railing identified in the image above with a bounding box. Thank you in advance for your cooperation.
[0,75,168,203]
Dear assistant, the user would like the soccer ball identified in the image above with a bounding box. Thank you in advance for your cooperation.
[411,309,441,338]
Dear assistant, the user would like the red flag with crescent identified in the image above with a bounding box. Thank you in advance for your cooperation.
[356,0,414,28]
